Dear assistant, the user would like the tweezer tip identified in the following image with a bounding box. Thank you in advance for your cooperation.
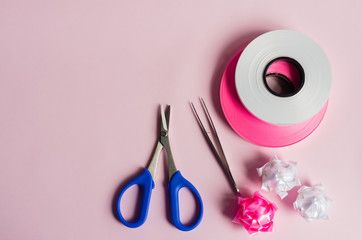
[189,101,196,110]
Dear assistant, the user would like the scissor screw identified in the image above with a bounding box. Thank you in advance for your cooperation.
[161,131,167,137]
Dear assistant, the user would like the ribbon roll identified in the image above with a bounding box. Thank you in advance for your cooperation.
[235,30,332,125]
[220,30,332,147]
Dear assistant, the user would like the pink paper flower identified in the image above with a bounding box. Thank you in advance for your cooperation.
[233,191,277,236]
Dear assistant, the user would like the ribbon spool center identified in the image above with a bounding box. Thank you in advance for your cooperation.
[263,57,305,97]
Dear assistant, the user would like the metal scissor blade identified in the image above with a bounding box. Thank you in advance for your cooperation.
[160,105,170,132]
[159,104,177,180]
[147,141,163,182]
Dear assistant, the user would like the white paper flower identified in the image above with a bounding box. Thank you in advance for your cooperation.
[294,184,331,221]
[257,155,301,199]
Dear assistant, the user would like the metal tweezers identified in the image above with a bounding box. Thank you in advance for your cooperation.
[190,98,240,196]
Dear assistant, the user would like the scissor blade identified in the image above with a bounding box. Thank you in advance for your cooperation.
[165,105,170,130]
[160,105,170,132]
[147,141,163,182]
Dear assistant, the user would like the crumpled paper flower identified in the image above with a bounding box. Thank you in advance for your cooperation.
[257,155,301,199]
[293,184,331,221]
[233,191,277,236]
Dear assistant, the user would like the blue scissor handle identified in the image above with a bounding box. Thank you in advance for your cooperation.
[168,170,203,231]
[116,169,154,228]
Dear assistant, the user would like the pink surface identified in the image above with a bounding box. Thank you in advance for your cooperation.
[1,1,362,240]
[220,51,328,147]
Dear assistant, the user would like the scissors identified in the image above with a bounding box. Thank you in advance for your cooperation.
[116,105,203,231]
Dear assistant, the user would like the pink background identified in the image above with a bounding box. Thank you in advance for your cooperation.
[1,0,361,239]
